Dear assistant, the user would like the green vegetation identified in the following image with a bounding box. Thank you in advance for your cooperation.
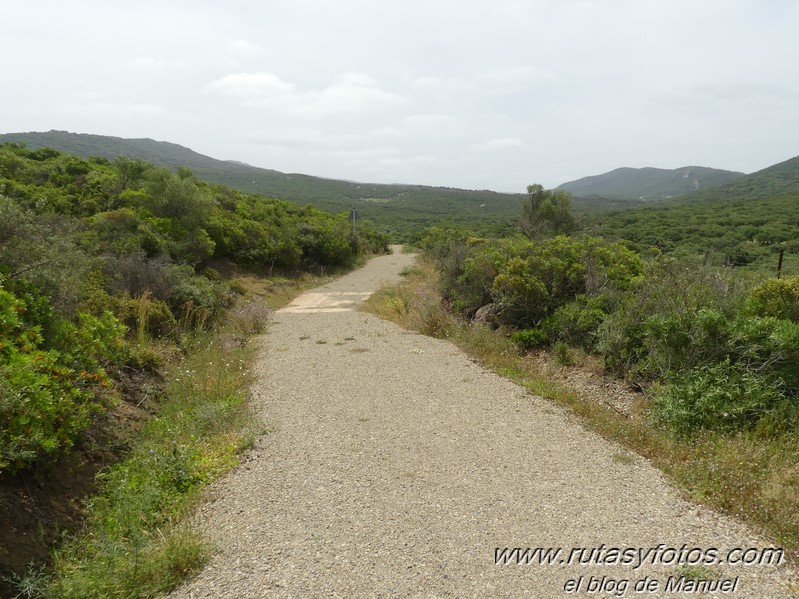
[0,142,387,474]
[681,155,799,203]
[585,193,799,272]
[367,168,799,551]
[42,329,259,598]
[0,131,526,242]
[4,131,799,585]
[365,257,799,555]
[0,141,390,595]
[519,184,576,239]
[423,225,799,437]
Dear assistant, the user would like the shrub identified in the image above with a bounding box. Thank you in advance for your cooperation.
[444,237,528,317]
[123,294,178,341]
[749,275,799,322]
[227,301,272,336]
[595,257,750,379]
[510,328,549,349]
[539,294,610,350]
[491,236,640,327]
[0,287,120,473]
[167,264,227,322]
[652,360,795,436]
[552,341,576,366]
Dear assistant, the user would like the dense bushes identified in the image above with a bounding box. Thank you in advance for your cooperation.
[0,285,124,471]
[423,231,641,327]
[424,227,799,437]
[584,192,799,273]
[0,143,390,473]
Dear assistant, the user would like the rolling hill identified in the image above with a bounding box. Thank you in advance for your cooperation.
[675,154,799,204]
[0,130,528,241]
[582,155,799,274]
[557,165,745,200]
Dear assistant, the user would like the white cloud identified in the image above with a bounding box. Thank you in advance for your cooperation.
[205,72,295,97]
[411,76,471,93]
[331,147,400,166]
[76,103,167,119]
[291,74,409,119]
[245,127,364,147]
[477,65,553,93]
[367,126,407,140]
[206,71,408,119]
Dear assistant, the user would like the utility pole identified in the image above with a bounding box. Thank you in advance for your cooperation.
[348,207,360,236]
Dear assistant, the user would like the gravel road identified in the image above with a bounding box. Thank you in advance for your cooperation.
[171,247,795,598]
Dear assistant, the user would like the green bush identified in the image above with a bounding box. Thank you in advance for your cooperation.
[539,294,611,350]
[652,360,795,436]
[510,328,549,349]
[491,235,640,327]
[749,275,799,322]
[595,257,750,379]
[552,340,576,366]
[0,142,391,476]
[0,286,121,473]
[442,236,530,317]
[167,264,227,322]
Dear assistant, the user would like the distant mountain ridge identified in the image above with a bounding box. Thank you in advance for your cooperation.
[0,130,528,241]
[5,131,797,239]
[557,165,745,200]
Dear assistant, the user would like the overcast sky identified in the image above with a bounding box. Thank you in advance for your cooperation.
[2,0,798,191]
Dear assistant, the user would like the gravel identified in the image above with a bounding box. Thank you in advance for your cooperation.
[171,247,796,598]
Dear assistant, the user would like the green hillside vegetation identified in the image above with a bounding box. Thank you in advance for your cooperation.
[0,131,531,241]
[672,154,799,204]
[585,193,799,273]
[557,165,744,200]
[0,142,389,474]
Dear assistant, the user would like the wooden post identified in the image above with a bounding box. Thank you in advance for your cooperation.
[777,248,785,279]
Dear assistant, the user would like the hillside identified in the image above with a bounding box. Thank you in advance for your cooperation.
[675,154,799,204]
[0,130,528,241]
[557,165,744,200]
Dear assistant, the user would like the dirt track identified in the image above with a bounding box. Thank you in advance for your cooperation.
[171,248,795,598]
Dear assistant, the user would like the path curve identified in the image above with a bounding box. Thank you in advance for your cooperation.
[172,247,794,598]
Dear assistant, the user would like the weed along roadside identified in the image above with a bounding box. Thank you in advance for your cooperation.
[362,252,799,571]
[1,265,382,598]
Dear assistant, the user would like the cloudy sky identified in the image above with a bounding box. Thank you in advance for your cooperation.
[2,0,798,191]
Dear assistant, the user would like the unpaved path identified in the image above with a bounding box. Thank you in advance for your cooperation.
[172,248,795,598]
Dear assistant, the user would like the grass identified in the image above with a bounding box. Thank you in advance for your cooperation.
[35,327,259,598]
[363,257,799,561]
[10,270,336,599]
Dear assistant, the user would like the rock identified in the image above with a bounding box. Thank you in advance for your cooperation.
[472,303,499,327]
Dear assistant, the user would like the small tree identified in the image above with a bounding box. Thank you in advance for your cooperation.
[520,183,576,239]
[113,156,150,190]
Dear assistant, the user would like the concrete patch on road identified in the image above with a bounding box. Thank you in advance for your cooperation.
[280,291,374,313]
